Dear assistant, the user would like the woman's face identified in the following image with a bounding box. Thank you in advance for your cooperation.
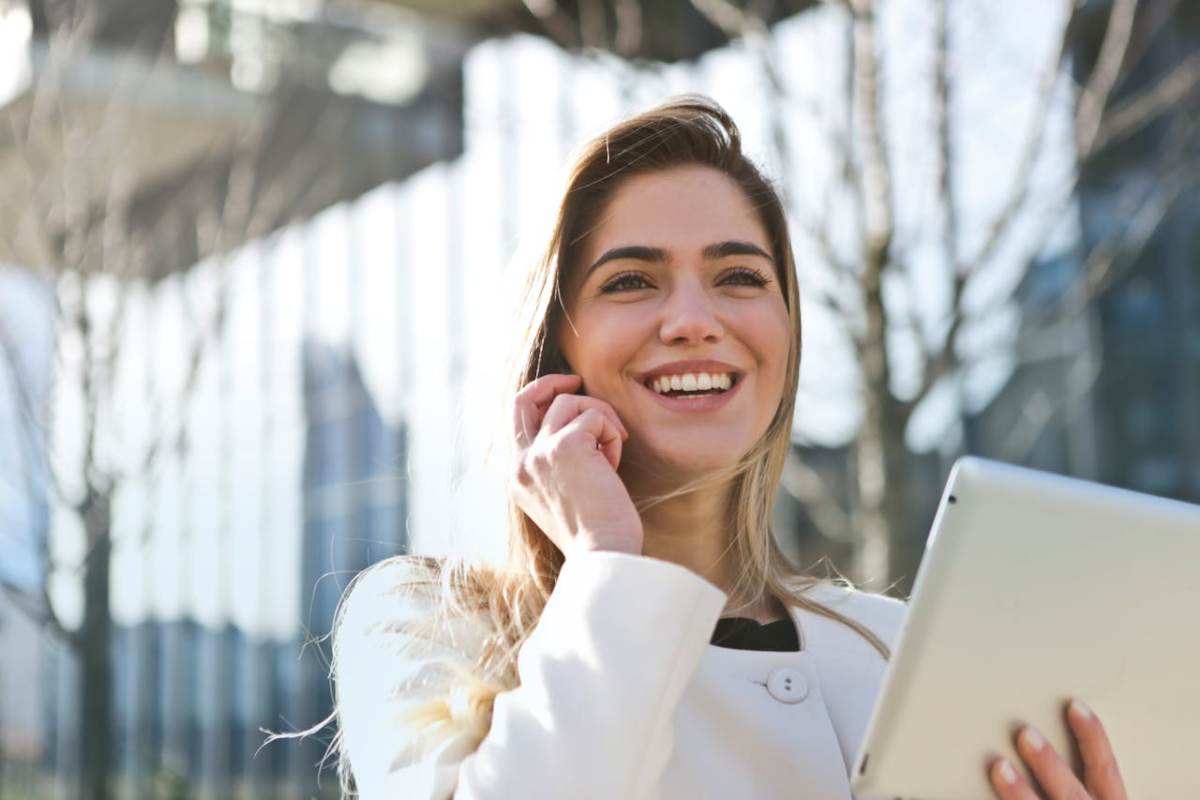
[558,165,792,478]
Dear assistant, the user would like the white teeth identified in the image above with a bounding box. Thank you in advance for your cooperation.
[649,371,736,395]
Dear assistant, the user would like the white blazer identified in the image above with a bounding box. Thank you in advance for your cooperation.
[336,551,907,799]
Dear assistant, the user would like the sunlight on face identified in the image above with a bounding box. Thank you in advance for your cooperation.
[559,165,792,480]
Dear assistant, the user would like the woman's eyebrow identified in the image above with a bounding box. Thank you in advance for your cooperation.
[702,240,773,262]
[584,240,772,281]
[584,245,668,280]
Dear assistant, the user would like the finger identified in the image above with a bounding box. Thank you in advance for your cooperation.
[1067,700,1127,800]
[988,757,1039,800]
[1015,725,1089,800]
[595,419,623,471]
[542,393,625,438]
[541,393,628,440]
[558,408,624,471]
[512,373,582,446]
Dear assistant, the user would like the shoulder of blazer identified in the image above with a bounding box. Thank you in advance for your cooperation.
[798,582,909,652]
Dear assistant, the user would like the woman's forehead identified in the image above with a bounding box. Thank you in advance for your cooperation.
[583,166,771,260]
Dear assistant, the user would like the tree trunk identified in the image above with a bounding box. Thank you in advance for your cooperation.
[848,0,913,589]
[854,382,913,587]
[853,223,913,585]
[79,491,113,800]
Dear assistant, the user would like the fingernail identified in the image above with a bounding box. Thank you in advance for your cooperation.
[1021,726,1045,752]
[996,759,1018,785]
[1070,699,1093,720]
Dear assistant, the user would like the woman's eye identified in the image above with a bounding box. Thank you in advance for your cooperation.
[599,272,653,293]
[720,267,771,288]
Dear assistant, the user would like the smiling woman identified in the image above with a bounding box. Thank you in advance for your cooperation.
[323,96,1124,800]
[327,95,899,800]
[558,165,792,488]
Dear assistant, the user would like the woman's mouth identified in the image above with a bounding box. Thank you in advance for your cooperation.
[644,371,739,397]
[638,370,743,412]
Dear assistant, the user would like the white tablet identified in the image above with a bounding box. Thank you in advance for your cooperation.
[850,456,1200,800]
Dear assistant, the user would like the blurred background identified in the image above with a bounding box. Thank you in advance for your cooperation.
[0,0,1196,797]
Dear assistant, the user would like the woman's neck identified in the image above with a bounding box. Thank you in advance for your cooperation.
[629,477,784,624]
[636,486,735,589]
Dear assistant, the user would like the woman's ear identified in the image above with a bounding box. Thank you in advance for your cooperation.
[536,352,573,378]
[548,348,573,375]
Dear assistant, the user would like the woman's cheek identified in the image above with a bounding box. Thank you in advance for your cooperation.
[740,302,790,360]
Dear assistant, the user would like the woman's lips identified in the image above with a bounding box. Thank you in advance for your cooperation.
[636,373,744,413]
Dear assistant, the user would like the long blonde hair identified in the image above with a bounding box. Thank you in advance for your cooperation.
[317,96,890,796]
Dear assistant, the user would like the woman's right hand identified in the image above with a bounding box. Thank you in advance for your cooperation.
[987,700,1126,800]
[509,373,644,558]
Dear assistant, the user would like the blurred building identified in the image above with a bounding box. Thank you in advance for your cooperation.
[292,340,409,795]
[5,1,446,796]
[0,587,47,797]
[0,267,54,798]
[968,0,1200,505]
[40,339,407,798]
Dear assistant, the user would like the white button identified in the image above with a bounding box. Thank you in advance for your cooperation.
[766,667,809,704]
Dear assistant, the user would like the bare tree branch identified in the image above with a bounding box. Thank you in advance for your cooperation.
[687,0,864,345]
[1076,163,1199,301]
[0,577,77,648]
[909,0,1195,418]
[846,0,894,265]
[0,318,52,479]
[994,105,1200,332]
[996,357,1103,464]
[900,0,963,422]
[1115,0,1182,77]
[932,0,958,275]
[0,317,73,645]
[1091,51,1200,153]
[962,156,1199,375]
[1074,0,1139,155]
[968,0,1075,272]
[844,0,898,453]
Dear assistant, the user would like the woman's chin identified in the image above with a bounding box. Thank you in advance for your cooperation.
[621,439,746,484]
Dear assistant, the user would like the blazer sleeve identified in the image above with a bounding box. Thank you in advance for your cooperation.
[335,550,728,800]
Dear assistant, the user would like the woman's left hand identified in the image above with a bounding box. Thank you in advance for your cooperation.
[988,700,1127,800]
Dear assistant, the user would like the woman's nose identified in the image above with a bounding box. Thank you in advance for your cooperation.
[658,283,723,345]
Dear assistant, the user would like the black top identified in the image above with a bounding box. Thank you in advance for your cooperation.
[710,616,800,652]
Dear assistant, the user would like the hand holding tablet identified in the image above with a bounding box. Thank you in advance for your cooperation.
[988,699,1127,800]
[851,457,1200,800]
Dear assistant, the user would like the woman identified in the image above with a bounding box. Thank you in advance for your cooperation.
[331,97,1126,799]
